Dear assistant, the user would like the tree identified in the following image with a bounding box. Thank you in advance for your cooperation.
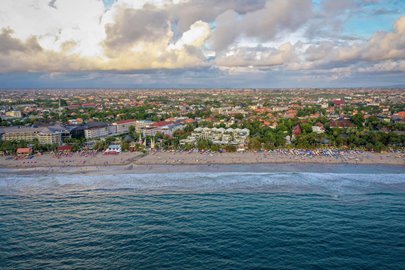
[352,112,365,128]
[234,113,244,120]
[210,144,220,152]
[121,141,129,151]
[197,139,211,150]
[128,125,135,138]
[183,144,194,151]
[224,145,237,152]
[248,137,261,151]
[300,123,312,134]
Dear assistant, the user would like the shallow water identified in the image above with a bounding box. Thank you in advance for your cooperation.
[1,165,405,269]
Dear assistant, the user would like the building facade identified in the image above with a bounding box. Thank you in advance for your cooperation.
[180,127,250,146]
[113,119,137,135]
[0,125,69,145]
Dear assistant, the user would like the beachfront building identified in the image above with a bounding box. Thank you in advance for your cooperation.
[105,144,121,154]
[135,120,154,133]
[0,125,70,145]
[16,147,32,156]
[0,126,38,142]
[180,127,250,146]
[113,119,137,135]
[84,122,117,139]
[38,126,70,145]
[150,121,184,137]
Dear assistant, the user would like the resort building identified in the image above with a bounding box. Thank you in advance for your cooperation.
[38,126,70,145]
[0,125,70,145]
[113,119,137,135]
[180,127,250,146]
[135,120,154,132]
[150,121,184,137]
[84,122,117,139]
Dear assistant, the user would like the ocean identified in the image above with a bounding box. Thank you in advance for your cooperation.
[1,164,405,269]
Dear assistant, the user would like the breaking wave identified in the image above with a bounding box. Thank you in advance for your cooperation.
[1,170,405,195]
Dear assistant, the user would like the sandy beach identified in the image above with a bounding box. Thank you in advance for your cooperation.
[0,150,404,170]
[136,150,405,166]
[0,152,144,169]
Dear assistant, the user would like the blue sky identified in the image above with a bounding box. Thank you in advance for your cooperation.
[0,0,404,88]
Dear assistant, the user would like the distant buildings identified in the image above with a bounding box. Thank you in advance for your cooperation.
[329,119,356,128]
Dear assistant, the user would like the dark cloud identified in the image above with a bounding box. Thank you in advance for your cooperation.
[48,0,57,9]
[169,0,266,34]
[104,6,169,50]
[210,0,312,51]
[0,28,41,54]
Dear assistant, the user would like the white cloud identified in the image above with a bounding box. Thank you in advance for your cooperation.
[0,0,403,82]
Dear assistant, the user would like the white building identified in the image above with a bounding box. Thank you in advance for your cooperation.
[0,125,69,145]
[135,120,153,132]
[180,127,250,146]
[312,123,325,134]
[105,144,121,154]
[84,123,117,139]
[5,110,22,118]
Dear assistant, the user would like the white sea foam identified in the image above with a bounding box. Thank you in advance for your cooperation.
[1,171,405,195]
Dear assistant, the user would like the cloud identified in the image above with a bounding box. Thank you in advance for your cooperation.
[216,42,296,68]
[0,0,403,88]
[210,0,312,51]
[318,16,405,63]
[104,5,169,50]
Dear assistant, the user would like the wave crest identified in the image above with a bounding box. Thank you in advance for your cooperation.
[1,171,405,195]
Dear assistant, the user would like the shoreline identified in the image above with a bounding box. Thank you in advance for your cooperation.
[1,163,405,177]
[0,150,403,174]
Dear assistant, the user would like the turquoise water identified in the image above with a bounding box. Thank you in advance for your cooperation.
[1,165,405,269]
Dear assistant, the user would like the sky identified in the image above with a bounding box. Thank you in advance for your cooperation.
[0,0,404,88]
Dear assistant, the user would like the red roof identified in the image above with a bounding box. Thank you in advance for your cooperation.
[17,148,32,154]
[116,119,136,124]
[67,105,80,110]
[58,145,73,151]
[293,125,302,136]
[183,119,195,123]
[333,100,345,106]
[81,103,97,107]
[152,121,173,127]
[397,111,405,118]
[330,119,355,128]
